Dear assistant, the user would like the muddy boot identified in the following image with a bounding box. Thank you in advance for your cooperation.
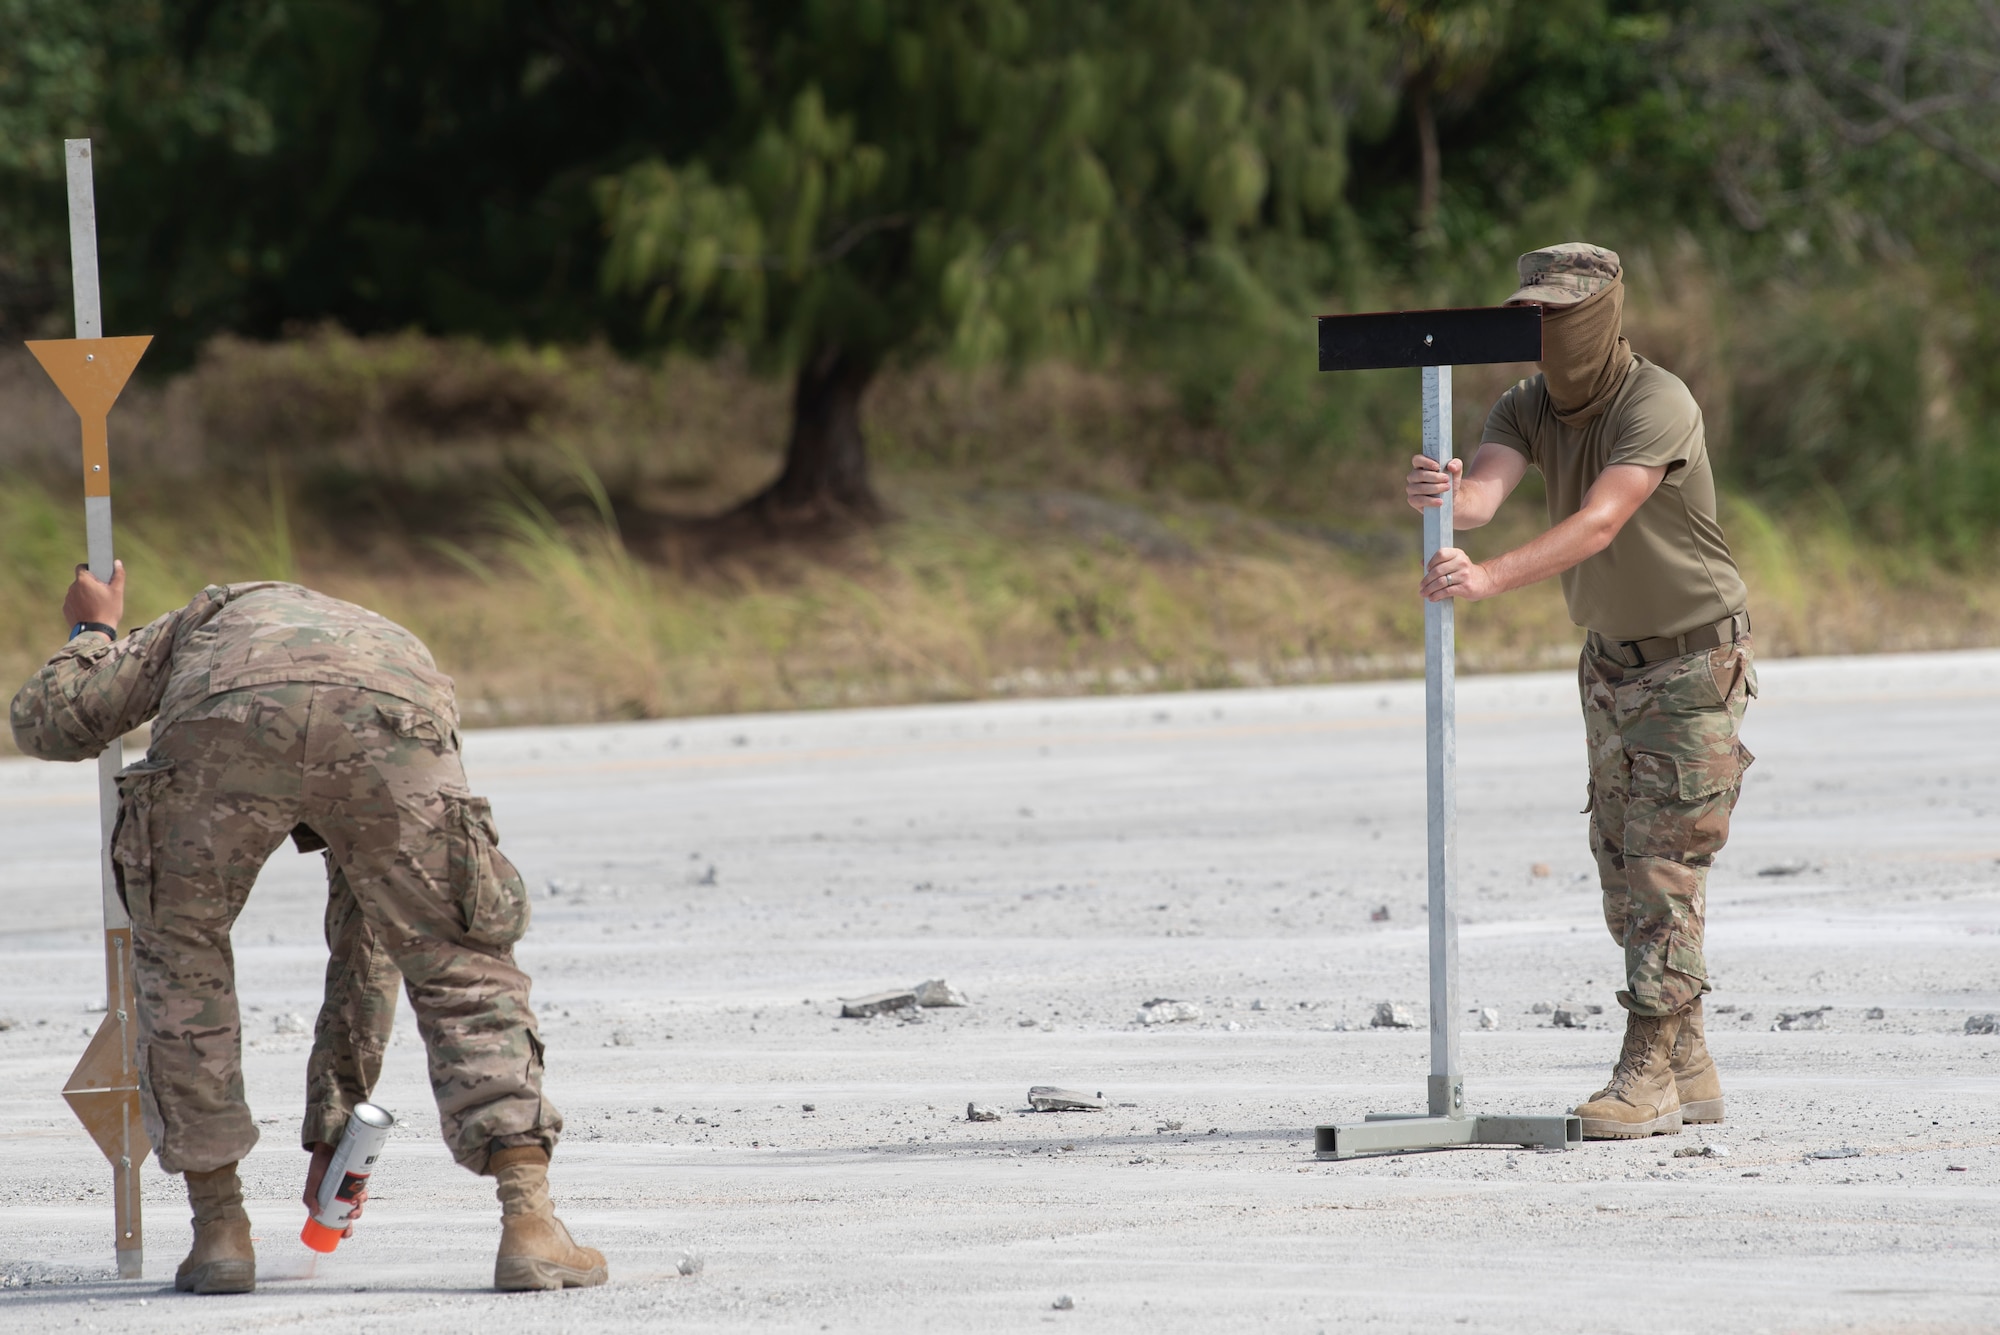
[174,1164,256,1294]
[1575,1008,1686,1139]
[491,1146,608,1292]
[1671,996,1724,1124]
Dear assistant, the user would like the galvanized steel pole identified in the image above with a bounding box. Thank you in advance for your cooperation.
[1420,366,1463,1120]
[33,138,153,1279]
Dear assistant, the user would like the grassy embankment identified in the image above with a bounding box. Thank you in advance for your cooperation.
[3,268,1995,741]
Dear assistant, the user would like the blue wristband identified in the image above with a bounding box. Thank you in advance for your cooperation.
[69,622,116,641]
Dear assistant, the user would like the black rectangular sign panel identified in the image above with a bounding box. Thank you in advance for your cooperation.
[1317,305,1543,372]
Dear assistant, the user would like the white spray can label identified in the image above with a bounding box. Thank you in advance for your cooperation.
[301,1101,394,1253]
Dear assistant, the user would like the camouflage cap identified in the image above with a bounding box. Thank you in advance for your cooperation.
[1506,242,1621,305]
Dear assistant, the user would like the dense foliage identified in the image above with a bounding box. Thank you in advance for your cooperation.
[2,0,1997,536]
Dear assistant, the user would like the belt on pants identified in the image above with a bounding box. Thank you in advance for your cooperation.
[1585,611,1750,670]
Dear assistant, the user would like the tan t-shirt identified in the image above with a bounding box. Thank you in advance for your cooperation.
[1482,356,1747,640]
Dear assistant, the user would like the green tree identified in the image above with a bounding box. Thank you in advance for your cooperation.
[598,0,1390,525]
[0,1,737,352]
[1374,0,1514,242]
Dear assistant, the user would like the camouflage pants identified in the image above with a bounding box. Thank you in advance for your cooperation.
[111,682,560,1175]
[1580,636,1756,1018]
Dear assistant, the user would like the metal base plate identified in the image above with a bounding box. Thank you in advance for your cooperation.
[1315,1111,1581,1159]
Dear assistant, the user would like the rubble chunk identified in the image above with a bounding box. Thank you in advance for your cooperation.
[1477,1008,1500,1031]
[1757,861,1809,877]
[1028,1086,1105,1112]
[913,979,970,1008]
[966,1103,1001,1122]
[1136,998,1202,1025]
[1371,1001,1416,1029]
[676,1250,704,1277]
[1053,1295,1075,1311]
[1530,1001,1554,1015]
[841,989,918,1018]
[1966,1014,1999,1035]
[1552,1002,1591,1029]
[1776,1008,1829,1031]
[1811,1146,1862,1159]
[1864,1007,1885,1020]
[1674,1143,1730,1158]
[1369,905,1391,922]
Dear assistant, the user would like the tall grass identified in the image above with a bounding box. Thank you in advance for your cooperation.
[2,278,1996,749]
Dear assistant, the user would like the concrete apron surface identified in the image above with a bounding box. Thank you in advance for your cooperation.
[0,649,1996,1333]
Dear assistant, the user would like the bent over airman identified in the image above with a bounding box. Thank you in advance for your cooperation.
[10,565,605,1293]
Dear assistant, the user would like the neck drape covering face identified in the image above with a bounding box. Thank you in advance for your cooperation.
[1539,280,1633,426]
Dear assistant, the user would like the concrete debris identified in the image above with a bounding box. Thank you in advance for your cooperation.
[611,1031,634,1046]
[913,979,970,1008]
[1530,1001,1554,1015]
[841,989,918,1018]
[1017,1017,1039,1027]
[1948,1165,1968,1172]
[1530,863,1551,878]
[1966,1014,2000,1035]
[676,1250,704,1277]
[1224,1020,1242,1031]
[1371,1001,1416,1029]
[1478,1008,1500,1031]
[1552,1002,1592,1029]
[1713,1004,1737,1014]
[1675,1143,1730,1158]
[1053,1295,1075,1311]
[1028,1086,1105,1112]
[966,1103,1001,1122]
[1775,1008,1829,1031]
[1370,905,1391,922]
[1137,998,1203,1025]
[1865,1007,1886,1020]
[1757,861,1808,877]
[1250,999,1267,1011]
[802,1104,816,1113]
[1158,1120,1184,1132]
[1811,1146,1863,1159]
[0,1017,13,1032]
[272,1011,307,1035]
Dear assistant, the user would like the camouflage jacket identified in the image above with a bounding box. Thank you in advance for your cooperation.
[9,583,457,762]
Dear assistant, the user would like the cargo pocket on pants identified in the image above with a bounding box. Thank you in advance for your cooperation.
[111,759,176,926]
[445,794,530,948]
[1632,743,1753,804]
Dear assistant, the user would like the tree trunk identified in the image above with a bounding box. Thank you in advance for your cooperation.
[1413,69,1441,242]
[740,345,883,525]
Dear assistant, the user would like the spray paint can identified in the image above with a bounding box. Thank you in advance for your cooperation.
[301,1101,394,1253]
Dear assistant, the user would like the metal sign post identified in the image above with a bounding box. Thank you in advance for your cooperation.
[1311,305,1580,1159]
[24,138,153,1275]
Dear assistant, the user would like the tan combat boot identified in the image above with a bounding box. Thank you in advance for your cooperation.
[1586,997,1725,1122]
[175,1164,256,1294]
[491,1146,608,1291]
[1575,1009,1686,1139]
[1670,996,1724,1124]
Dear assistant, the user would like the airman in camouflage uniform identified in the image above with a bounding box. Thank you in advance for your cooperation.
[1408,242,1754,1141]
[11,571,607,1293]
